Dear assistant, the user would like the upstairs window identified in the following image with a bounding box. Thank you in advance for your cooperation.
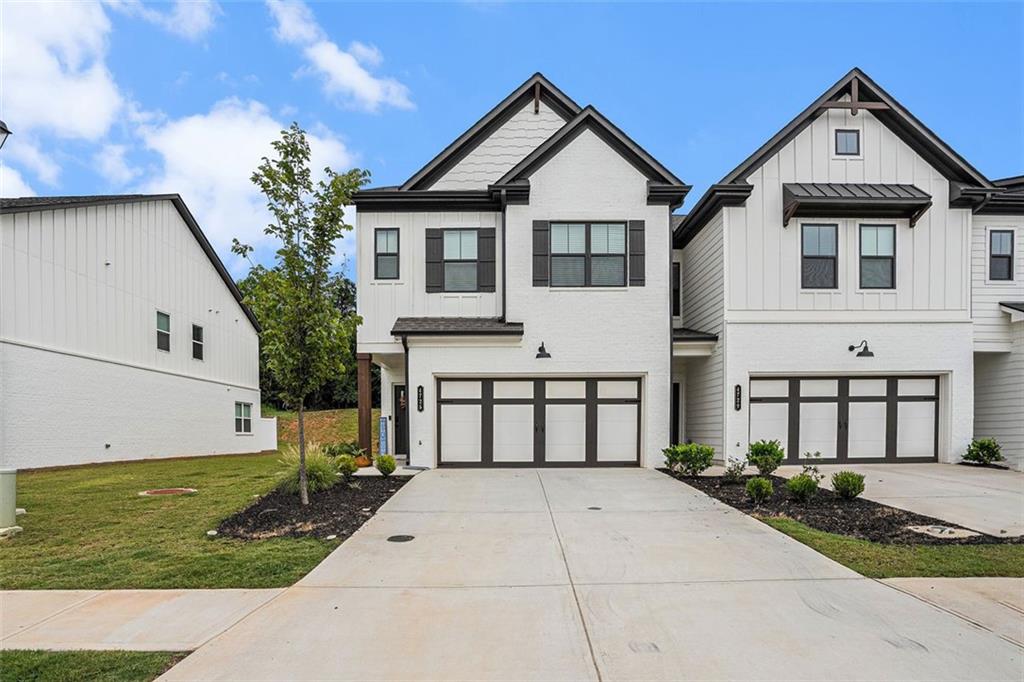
[443,229,478,291]
[235,402,252,434]
[990,230,1014,281]
[860,225,895,289]
[672,262,681,316]
[550,222,626,287]
[156,311,170,352]
[192,324,204,360]
[375,228,399,279]
[835,129,860,156]
[802,224,838,289]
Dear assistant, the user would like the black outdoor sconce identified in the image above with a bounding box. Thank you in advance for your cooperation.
[848,340,874,358]
[536,342,551,359]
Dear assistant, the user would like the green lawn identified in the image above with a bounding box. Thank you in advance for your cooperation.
[762,517,1024,578]
[0,650,186,682]
[276,407,380,452]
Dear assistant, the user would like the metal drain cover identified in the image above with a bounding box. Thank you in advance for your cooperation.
[387,534,415,543]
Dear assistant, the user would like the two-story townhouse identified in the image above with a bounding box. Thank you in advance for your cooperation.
[0,195,278,469]
[673,68,1024,470]
[353,74,690,468]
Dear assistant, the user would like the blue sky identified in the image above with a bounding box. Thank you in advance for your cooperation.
[2,1,1021,277]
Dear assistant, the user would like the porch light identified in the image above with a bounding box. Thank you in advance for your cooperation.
[0,120,10,150]
[848,340,874,358]
[536,342,551,359]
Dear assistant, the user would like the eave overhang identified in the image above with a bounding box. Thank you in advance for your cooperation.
[353,189,502,212]
[673,184,754,248]
[782,183,932,227]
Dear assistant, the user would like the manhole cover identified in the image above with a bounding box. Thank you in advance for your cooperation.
[588,506,602,511]
[138,488,197,496]
[907,525,980,539]
[387,535,415,543]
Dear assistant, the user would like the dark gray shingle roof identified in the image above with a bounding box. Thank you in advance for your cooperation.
[1000,302,1024,314]
[391,317,524,336]
[1,194,158,210]
[673,327,718,342]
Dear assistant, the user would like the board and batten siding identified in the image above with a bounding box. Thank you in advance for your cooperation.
[356,211,502,350]
[971,216,1023,351]
[725,107,971,320]
[428,100,567,190]
[681,211,725,456]
[974,324,1024,471]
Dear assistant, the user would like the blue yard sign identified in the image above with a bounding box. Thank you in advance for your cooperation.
[379,416,388,455]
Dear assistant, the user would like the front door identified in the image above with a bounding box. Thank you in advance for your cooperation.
[393,384,408,456]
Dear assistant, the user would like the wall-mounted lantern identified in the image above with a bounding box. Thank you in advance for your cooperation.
[848,340,874,358]
[536,342,551,359]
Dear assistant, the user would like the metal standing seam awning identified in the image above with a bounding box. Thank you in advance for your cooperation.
[782,183,933,227]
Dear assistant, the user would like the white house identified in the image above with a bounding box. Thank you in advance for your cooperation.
[355,69,1021,471]
[0,194,277,469]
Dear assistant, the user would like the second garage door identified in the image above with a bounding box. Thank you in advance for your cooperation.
[437,378,641,467]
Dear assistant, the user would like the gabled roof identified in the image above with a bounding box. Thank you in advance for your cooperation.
[0,194,261,332]
[400,73,582,191]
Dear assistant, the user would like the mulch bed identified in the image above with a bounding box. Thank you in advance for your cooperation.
[218,476,410,540]
[663,470,1022,546]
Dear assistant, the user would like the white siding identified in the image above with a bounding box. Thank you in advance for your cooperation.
[974,327,1024,471]
[681,211,725,456]
[429,100,567,190]
[971,216,1024,350]
[726,108,972,320]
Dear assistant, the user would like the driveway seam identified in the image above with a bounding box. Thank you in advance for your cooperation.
[536,470,603,682]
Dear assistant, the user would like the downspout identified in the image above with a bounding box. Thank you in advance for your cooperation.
[401,334,413,468]
[500,188,508,321]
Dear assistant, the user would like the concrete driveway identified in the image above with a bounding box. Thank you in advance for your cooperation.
[162,468,1022,681]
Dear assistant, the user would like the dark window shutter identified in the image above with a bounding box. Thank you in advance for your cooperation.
[425,229,443,292]
[628,220,645,286]
[478,228,496,292]
[533,220,549,286]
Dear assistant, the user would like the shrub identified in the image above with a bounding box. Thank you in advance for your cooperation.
[747,439,785,476]
[800,453,824,484]
[663,443,715,477]
[323,441,365,459]
[336,454,359,481]
[277,443,338,496]
[831,471,865,500]
[786,473,819,502]
[376,454,397,478]
[964,438,1004,465]
[745,476,773,504]
[722,459,747,484]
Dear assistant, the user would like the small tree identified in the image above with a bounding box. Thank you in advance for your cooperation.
[233,123,368,504]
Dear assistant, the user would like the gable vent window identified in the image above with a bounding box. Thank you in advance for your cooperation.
[443,229,478,291]
[375,228,399,279]
[836,129,860,156]
[550,222,626,287]
[156,311,171,352]
[990,230,1014,281]
[235,402,252,434]
[860,225,895,289]
[192,324,204,361]
[802,224,838,289]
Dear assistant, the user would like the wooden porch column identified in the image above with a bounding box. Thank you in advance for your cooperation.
[357,353,373,453]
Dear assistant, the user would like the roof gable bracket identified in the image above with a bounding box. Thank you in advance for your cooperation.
[817,76,890,116]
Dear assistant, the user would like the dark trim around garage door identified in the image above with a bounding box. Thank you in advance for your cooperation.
[436,377,642,467]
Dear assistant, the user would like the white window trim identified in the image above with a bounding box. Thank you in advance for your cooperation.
[854,222,901,294]
[235,401,253,435]
[156,310,171,353]
[984,225,1018,286]
[798,220,842,294]
[191,323,205,362]
[831,123,863,161]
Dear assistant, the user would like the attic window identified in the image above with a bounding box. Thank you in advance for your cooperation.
[836,129,860,156]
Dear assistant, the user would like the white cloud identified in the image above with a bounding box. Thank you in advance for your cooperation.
[94,144,141,185]
[0,166,37,198]
[137,98,355,270]
[104,0,220,40]
[5,140,61,186]
[266,0,412,112]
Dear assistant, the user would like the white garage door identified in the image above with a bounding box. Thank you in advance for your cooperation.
[748,376,938,463]
[437,378,640,466]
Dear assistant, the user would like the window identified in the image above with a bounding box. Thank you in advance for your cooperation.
[835,129,860,156]
[672,262,681,316]
[375,228,399,279]
[550,222,626,287]
[235,402,252,434]
[192,324,204,360]
[156,311,170,352]
[443,229,478,291]
[802,224,838,289]
[990,230,1014,281]
[860,225,895,289]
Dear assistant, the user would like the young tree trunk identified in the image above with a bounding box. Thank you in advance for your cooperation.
[297,400,309,506]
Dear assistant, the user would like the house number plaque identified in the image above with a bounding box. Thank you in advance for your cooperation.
[734,384,742,411]
[417,386,424,412]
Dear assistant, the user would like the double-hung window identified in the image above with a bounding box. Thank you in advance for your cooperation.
[375,228,399,279]
[192,324,204,360]
[156,311,171,352]
[801,224,838,289]
[859,225,895,289]
[990,230,1014,281]
[235,402,252,434]
[443,229,478,291]
[550,222,626,287]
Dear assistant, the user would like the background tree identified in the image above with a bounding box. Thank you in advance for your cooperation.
[233,123,368,505]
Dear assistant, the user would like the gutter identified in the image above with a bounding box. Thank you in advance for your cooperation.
[500,188,508,321]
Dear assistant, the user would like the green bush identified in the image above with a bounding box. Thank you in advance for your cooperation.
[786,473,819,502]
[831,471,865,500]
[722,459,747,484]
[663,443,715,477]
[964,438,1004,465]
[323,441,366,459]
[745,476,773,504]
[376,454,396,477]
[277,443,339,496]
[336,454,359,481]
[747,439,785,476]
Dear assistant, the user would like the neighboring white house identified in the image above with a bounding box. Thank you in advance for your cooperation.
[353,70,1022,471]
[0,194,277,469]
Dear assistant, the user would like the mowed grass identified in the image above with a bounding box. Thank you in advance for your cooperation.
[276,407,379,452]
[0,650,186,682]
[762,517,1024,578]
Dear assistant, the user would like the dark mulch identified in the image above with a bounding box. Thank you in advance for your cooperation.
[218,476,410,540]
[662,469,1022,546]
